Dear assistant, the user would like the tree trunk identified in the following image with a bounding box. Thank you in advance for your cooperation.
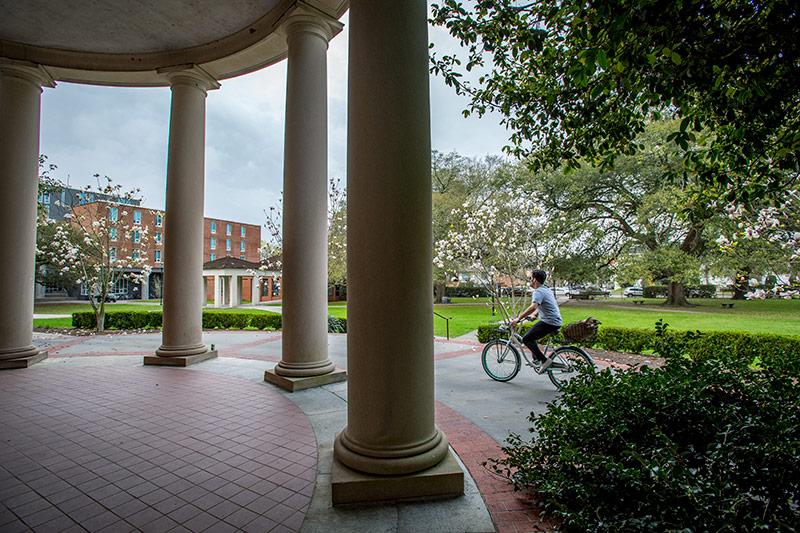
[433,281,446,304]
[663,281,692,306]
[96,302,106,332]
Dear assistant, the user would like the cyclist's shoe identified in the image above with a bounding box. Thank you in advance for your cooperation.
[538,357,555,371]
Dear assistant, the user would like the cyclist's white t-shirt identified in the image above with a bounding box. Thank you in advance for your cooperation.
[534,286,562,326]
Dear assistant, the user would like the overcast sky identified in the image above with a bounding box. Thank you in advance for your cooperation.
[39,12,509,227]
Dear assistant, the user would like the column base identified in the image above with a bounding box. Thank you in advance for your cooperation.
[331,448,464,506]
[143,349,218,367]
[264,367,347,392]
[0,351,47,370]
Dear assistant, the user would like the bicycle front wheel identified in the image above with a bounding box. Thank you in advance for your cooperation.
[481,340,522,382]
[547,346,594,390]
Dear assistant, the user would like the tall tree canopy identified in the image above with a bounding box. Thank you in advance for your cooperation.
[430,0,800,201]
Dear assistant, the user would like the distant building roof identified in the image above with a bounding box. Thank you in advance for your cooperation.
[203,256,282,271]
[203,257,260,270]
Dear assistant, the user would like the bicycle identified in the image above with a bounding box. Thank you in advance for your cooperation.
[481,318,596,390]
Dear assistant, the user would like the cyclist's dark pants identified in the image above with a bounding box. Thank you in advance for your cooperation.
[523,321,561,362]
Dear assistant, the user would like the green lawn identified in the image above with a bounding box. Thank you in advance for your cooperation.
[34,298,800,338]
[34,303,163,314]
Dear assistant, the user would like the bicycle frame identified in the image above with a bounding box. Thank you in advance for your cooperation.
[497,321,553,368]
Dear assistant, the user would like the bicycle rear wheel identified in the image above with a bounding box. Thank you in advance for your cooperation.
[481,340,521,382]
[546,346,594,390]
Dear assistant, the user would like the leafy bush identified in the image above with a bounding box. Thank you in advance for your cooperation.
[72,311,161,329]
[444,286,491,298]
[328,316,347,333]
[72,311,282,331]
[477,322,800,375]
[248,313,282,331]
[642,285,668,298]
[491,357,800,531]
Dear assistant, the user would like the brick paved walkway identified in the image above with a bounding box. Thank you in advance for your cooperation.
[0,365,316,532]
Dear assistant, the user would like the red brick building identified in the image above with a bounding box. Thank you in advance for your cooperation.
[68,201,260,299]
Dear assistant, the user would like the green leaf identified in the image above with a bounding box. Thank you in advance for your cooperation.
[597,49,609,69]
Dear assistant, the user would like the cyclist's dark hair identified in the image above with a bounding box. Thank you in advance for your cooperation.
[531,269,547,284]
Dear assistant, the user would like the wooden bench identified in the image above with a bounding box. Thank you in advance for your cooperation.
[721,303,734,309]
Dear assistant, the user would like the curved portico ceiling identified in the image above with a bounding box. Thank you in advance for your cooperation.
[0,0,347,86]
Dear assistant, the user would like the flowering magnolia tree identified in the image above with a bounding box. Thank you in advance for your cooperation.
[434,195,548,321]
[715,187,800,299]
[260,177,346,288]
[38,177,152,332]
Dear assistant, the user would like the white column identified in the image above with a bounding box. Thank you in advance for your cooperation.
[274,13,341,378]
[0,60,54,362]
[333,1,450,475]
[214,275,222,308]
[155,67,219,358]
[251,276,260,305]
[230,274,241,307]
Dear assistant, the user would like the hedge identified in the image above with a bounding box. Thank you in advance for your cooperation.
[71,310,349,333]
[72,310,282,331]
[444,286,491,298]
[477,323,800,376]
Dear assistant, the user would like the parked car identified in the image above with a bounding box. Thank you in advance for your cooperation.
[623,286,644,298]
[91,292,118,303]
[553,286,569,296]
[567,285,610,299]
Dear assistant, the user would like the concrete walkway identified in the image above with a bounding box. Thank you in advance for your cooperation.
[0,331,576,532]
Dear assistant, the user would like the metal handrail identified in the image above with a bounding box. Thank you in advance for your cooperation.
[433,311,453,340]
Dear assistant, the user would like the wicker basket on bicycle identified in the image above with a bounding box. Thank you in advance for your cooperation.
[561,317,601,343]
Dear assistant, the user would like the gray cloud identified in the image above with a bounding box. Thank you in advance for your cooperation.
[39,12,509,229]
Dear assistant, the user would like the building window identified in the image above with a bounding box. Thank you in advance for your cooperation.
[109,206,118,221]
[226,238,231,251]
[110,228,117,241]
[210,253,215,261]
[241,226,246,237]
[155,250,162,263]
[110,247,117,261]
[41,192,50,204]
[240,254,245,260]
[155,213,162,227]
[210,237,216,250]
[210,221,216,234]
[133,210,141,225]
[226,223,232,236]
[155,231,162,244]
[240,241,245,252]
[132,250,140,260]
[133,230,141,243]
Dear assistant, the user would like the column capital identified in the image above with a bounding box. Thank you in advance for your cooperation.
[0,58,55,90]
[157,65,220,92]
[280,3,344,43]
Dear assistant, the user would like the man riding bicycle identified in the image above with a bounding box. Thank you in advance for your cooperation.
[510,269,562,368]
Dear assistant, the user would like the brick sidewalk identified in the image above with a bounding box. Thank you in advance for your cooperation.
[0,365,316,532]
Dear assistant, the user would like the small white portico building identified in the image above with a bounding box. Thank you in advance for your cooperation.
[0,0,463,504]
[202,257,281,308]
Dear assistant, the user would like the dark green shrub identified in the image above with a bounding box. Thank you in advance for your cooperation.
[72,312,95,329]
[327,316,347,333]
[491,357,800,531]
[249,314,282,330]
[596,326,656,353]
[444,286,491,298]
[478,322,800,373]
[72,311,162,329]
[642,285,668,298]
